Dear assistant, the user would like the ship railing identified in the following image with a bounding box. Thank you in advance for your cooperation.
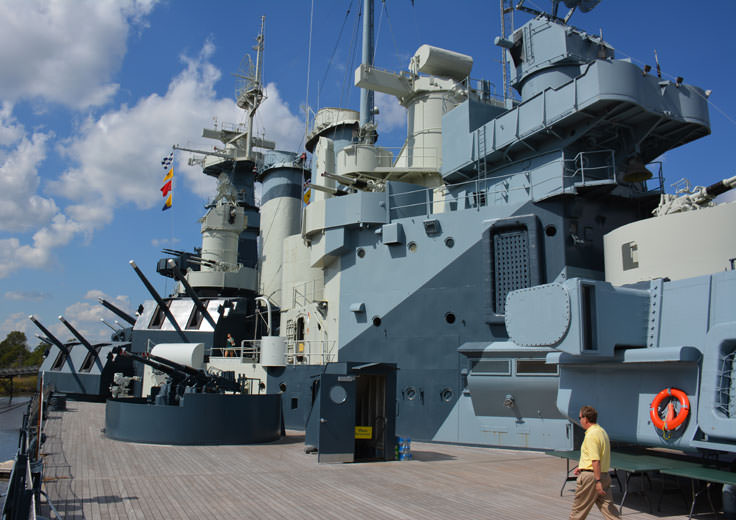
[361,145,440,170]
[211,119,248,134]
[387,151,665,216]
[387,173,528,216]
[208,339,337,366]
[285,339,338,365]
[562,151,664,193]
[358,64,508,106]
[209,340,260,361]
[463,76,509,106]
[292,281,322,309]
[568,150,617,184]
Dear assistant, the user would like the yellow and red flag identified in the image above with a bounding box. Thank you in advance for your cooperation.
[161,152,173,211]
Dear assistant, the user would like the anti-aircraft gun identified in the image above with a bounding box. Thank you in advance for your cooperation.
[110,346,245,406]
[653,174,736,216]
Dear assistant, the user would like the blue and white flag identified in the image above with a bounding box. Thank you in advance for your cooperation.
[161,151,174,170]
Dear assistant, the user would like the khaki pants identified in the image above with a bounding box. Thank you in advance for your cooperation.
[569,471,620,520]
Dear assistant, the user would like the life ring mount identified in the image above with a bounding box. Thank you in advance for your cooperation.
[650,387,689,432]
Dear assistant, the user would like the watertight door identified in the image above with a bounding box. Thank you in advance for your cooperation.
[317,373,356,463]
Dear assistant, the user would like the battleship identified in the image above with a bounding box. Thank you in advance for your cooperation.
[9,0,736,475]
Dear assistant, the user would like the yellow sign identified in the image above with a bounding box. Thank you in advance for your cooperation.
[354,426,373,439]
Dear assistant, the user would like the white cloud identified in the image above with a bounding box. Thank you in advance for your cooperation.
[0,106,58,232]
[84,289,107,300]
[52,42,238,208]
[0,214,83,277]
[0,312,33,340]
[0,0,157,109]
[151,237,181,247]
[0,38,304,280]
[0,102,24,148]
[374,92,406,134]
[254,83,306,153]
[59,291,132,342]
[4,291,50,301]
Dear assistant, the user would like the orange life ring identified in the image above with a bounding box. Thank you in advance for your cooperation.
[650,387,690,432]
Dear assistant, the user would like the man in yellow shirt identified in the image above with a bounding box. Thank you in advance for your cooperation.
[569,406,620,520]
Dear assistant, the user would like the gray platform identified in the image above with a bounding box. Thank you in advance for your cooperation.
[33,401,704,519]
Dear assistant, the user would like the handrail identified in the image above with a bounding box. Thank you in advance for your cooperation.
[207,339,337,366]
[386,150,663,216]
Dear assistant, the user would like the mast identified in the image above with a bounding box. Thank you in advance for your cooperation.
[359,0,374,129]
[238,15,266,161]
[499,0,514,103]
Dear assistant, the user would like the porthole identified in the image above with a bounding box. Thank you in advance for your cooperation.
[329,385,348,404]
[408,241,417,252]
[372,316,382,327]
[279,382,287,392]
[441,388,454,402]
[545,225,557,237]
[405,386,417,400]
[445,237,455,248]
[445,312,456,324]
[357,248,366,258]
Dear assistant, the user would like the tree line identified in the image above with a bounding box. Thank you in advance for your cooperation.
[0,331,48,369]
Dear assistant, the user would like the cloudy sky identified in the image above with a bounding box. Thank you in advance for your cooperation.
[1,0,734,345]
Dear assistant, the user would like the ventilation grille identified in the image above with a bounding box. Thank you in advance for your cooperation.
[493,229,531,314]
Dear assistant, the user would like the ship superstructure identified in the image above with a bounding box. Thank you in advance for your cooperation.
[260,0,734,459]
[30,1,736,462]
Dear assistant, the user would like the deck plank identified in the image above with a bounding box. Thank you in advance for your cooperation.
[37,401,696,519]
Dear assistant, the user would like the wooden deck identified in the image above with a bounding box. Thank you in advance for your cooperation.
[39,401,699,519]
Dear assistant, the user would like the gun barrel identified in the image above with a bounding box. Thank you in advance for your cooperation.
[321,172,369,189]
[98,297,136,325]
[114,348,185,382]
[704,174,736,200]
[58,316,98,355]
[28,315,68,354]
[166,259,217,329]
[129,260,189,343]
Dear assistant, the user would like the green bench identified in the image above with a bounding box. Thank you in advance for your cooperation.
[547,450,736,518]
[660,465,736,519]
[547,450,668,513]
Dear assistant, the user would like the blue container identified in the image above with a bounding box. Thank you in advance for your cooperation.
[397,436,412,459]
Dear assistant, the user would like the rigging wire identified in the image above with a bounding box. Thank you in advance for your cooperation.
[304,0,315,140]
[379,0,402,69]
[340,4,362,110]
[374,0,384,61]
[317,1,355,105]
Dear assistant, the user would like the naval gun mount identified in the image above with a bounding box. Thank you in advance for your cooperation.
[104,345,281,445]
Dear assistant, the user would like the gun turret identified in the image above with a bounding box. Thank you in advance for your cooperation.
[111,347,243,405]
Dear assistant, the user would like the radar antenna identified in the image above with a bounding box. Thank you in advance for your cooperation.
[234,15,266,161]
[515,0,601,24]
